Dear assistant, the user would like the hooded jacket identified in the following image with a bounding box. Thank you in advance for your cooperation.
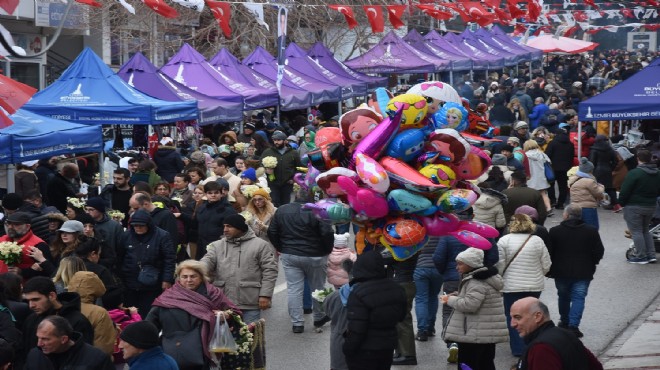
[619,163,660,207]
[67,272,117,355]
[544,132,575,172]
[568,174,604,208]
[22,292,94,351]
[194,197,237,252]
[473,190,507,229]
[443,266,509,344]
[342,251,407,356]
[201,228,278,310]
[24,331,114,370]
[153,146,184,183]
[525,149,552,191]
[548,219,604,280]
[513,90,534,114]
[588,141,618,188]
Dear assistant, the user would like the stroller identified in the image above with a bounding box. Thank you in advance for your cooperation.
[625,198,660,259]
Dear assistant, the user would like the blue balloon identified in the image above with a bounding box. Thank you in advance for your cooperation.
[385,129,426,163]
[433,102,468,132]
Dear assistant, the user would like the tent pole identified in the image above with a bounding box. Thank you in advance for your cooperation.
[7,164,15,193]
[99,150,105,188]
[450,71,454,85]
[577,120,582,161]
[337,101,342,117]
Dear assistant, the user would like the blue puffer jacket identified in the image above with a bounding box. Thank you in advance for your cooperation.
[127,347,178,370]
[432,236,499,282]
[117,210,176,291]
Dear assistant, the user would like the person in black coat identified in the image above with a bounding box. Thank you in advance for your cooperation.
[0,273,31,330]
[34,157,58,205]
[343,250,408,370]
[193,180,237,259]
[46,164,82,214]
[74,237,124,310]
[488,97,515,127]
[116,210,176,318]
[153,138,185,183]
[589,135,620,211]
[24,316,113,370]
[544,124,575,209]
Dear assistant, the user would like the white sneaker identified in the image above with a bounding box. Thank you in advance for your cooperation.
[447,343,459,363]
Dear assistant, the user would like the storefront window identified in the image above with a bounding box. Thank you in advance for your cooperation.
[10,62,40,90]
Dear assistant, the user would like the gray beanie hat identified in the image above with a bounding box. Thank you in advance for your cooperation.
[456,248,484,269]
[578,157,594,174]
[491,154,507,166]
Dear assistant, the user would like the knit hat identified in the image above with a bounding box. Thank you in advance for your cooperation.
[558,123,570,131]
[501,144,515,153]
[578,157,594,174]
[513,121,529,130]
[244,123,256,131]
[572,81,583,88]
[515,205,539,222]
[85,197,105,213]
[287,135,298,142]
[22,160,39,167]
[252,188,271,201]
[507,137,521,145]
[240,168,257,182]
[491,154,507,166]
[129,209,151,226]
[224,214,248,232]
[120,321,160,350]
[190,151,205,164]
[334,233,350,249]
[58,220,84,233]
[456,248,484,269]
[76,212,94,225]
[271,131,287,141]
[1,193,23,211]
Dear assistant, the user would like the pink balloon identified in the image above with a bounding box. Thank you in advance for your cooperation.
[451,145,492,181]
[355,153,390,194]
[337,175,389,220]
[420,212,460,236]
[380,156,447,194]
[449,230,492,250]
[458,220,500,239]
[351,107,403,168]
[315,127,342,148]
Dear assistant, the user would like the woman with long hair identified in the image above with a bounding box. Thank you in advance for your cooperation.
[242,188,276,243]
[50,220,86,264]
[523,140,553,214]
[507,98,528,123]
[250,134,271,157]
[52,255,87,293]
[187,167,207,191]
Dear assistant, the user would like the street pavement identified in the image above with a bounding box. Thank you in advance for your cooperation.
[259,207,660,369]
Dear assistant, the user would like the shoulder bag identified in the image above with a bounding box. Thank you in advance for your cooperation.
[544,161,555,182]
[502,234,533,275]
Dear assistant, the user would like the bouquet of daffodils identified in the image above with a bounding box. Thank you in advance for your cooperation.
[311,287,334,303]
[240,185,261,198]
[67,197,86,209]
[171,196,183,204]
[234,142,249,154]
[108,210,125,222]
[0,241,23,266]
[262,156,278,181]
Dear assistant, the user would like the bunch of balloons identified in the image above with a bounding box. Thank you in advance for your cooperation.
[297,81,499,261]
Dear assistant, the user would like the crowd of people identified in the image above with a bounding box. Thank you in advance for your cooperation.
[0,47,658,370]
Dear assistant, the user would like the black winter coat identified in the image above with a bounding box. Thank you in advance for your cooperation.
[117,223,176,291]
[547,219,604,280]
[154,147,185,183]
[24,332,114,370]
[589,141,618,188]
[150,206,180,248]
[545,133,575,172]
[22,292,94,351]
[46,173,78,214]
[343,251,407,356]
[267,202,334,257]
[260,146,302,186]
[194,198,237,252]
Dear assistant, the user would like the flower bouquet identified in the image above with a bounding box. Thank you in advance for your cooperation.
[311,287,334,304]
[240,185,261,199]
[67,197,86,210]
[219,312,257,370]
[108,210,125,223]
[234,142,249,155]
[262,156,278,182]
[0,241,23,267]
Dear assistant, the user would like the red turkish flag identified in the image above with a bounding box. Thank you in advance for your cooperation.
[583,0,600,9]
[525,0,541,22]
[483,0,501,8]
[513,23,527,35]
[573,11,588,22]
[620,9,634,18]
[416,5,453,20]
[143,0,178,18]
[439,3,468,21]
[647,0,659,6]
[0,0,19,14]
[564,25,580,37]
[75,0,102,7]
[493,8,513,24]
[328,5,358,29]
[506,0,526,18]
[462,2,496,26]
[0,109,12,128]
[205,0,231,38]
[386,5,407,29]
[644,24,660,31]
[363,5,384,33]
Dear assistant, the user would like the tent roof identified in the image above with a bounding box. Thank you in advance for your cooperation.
[22,48,198,125]
[117,52,243,125]
[306,42,388,91]
[423,30,490,70]
[0,109,103,163]
[460,29,520,66]
[208,48,313,111]
[488,26,543,61]
[403,29,473,71]
[344,31,443,74]
[443,32,504,69]
[578,58,660,121]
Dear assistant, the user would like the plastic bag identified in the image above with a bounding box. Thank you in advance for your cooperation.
[209,312,238,354]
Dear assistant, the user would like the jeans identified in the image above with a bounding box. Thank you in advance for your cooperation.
[624,205,657,259]
[503,291,541,356]
[280,253,328,326]
[303,280,312,310]
[396,282,416,357]
[413,267,443,333]
[242,309,261,324]
[581,207,599,230]
[554,278,590,328]
[269,183,293,207]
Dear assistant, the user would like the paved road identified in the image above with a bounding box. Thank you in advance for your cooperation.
[259,207,660,369]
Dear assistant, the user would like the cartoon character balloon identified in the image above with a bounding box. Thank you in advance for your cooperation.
[339,106,382,152]
[425,129,471,165]
[436,189,479,213]
[316,167,358,197]
[407,81,463,111]
[314,127,342,148]
[303,198,353,224]
[386,129,426,164]
[385,94,428,131]
[379,216,429,261]
[433,102,469,132]
[337,175,389,221]
[293,162,322,192]
[351,108,403,167]
[419,212,497,250]
[367,88,393,117]
[354,153,390,194]
[419,163,457,187]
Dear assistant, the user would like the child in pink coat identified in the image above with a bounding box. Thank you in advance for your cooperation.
[108,306,142,364]
[327,233,357,289]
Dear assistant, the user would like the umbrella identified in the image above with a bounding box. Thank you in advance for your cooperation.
[407,81,462,104]
[0,74,36,114]
[525,35,598,54]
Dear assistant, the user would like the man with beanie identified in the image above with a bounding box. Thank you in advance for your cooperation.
[24,316,113,370]
[504,171,548,226]
[194,181,237,259]
[260,130,302,207]
[85,197,121,270]
[238,122,256,143]
[619,149,660,264]
[268,189,334,333]
[201,214,278,324]
[500,145,524,173]
[119,321,178,369]
[116,210,176,318]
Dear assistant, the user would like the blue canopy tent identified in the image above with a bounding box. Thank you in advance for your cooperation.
[578,58,660,121]
[117,52,237,125]
[22,48,198,125]
[0,109,103,163]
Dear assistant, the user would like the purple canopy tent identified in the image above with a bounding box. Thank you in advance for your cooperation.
[460,29,521,66]
[307,42,387,92]
[344,31,447,74]
[243,46,342,105]
[285,43,367,99]
[117,52,240,124]
[208,48,312,111]
[403,29,472,71]
[490,26,543,61]
[443,32,505,69]
[424,30,490,71]
[474,28,533,62]
[160,43,278,111]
